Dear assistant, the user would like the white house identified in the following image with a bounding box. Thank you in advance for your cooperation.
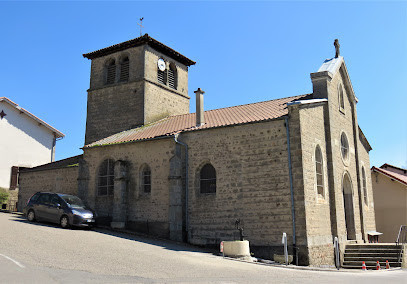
[0,97,64,190]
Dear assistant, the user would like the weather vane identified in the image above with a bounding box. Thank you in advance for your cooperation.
[138,17,144,36]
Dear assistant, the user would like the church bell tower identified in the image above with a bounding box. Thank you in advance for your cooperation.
[82,34,195,145]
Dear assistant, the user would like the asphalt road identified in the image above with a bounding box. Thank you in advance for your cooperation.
[0,212,406,283]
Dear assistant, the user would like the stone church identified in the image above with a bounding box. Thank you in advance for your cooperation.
[18,34,376,266]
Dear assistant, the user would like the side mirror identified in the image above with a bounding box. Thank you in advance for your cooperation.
[56,203,61,209]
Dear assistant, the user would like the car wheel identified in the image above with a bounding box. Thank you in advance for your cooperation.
[60,215,70,229]
[27,210,36,222]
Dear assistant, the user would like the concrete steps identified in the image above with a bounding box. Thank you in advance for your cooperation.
[342,244,403,269]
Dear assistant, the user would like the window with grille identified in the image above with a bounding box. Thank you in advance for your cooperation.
[106,60,116,85]
[315,146,324,198]
[362,167,367,205]
[141,166,151,193]
[340,132,349,162]
[168,64,177,90]
[98,159,114,196]
[119,57,129,82]
[200,164,216,194]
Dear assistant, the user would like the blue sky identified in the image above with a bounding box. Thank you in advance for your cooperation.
[1,1,406,168]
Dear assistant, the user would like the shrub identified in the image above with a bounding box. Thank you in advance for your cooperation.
[0,187,9,204]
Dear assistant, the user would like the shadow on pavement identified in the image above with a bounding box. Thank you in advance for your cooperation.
[6,212,217,255]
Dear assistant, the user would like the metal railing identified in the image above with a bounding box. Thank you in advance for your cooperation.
[396,225,406,263]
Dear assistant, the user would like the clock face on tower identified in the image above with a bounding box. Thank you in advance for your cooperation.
[157,58,166,71]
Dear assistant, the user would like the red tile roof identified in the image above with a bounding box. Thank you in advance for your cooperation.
[83,34,196,66]
[372,165,407,186]
[84,94,312,148]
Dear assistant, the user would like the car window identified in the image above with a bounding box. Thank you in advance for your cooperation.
[50,195,60,206]
[37,194,50,204]
[30,193,40,202]
[60,195,85,209]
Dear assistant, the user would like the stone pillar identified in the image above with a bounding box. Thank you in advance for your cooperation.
[169,144,184,241]
[77,157,91,206]
[111,160,128,229]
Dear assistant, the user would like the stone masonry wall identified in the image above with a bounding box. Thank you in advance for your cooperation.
[144,82,189,123]
[18,166,79,211]
[326,68,363,245]
[358,141,376,237]
[143,46,190,123]
[85,44,190,145]
[296,102,335,266]
[286,105,309,264]
[85,81,145,145]
[83,138,175,238]
[183,120,296,260]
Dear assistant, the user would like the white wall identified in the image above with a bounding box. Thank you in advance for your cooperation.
[0,101,55,188]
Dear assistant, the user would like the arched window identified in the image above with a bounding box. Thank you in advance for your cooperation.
[98,159,114,196]
[168,63,177,90]
[200,164,216,194]
[119,57,129,82]
[315,145,324,198]
[141,165,151,193]
[338,84,345,110]
[362,166,368,205]
[340,132,349,162]
[157,58,166,85]
[106,59,116,85]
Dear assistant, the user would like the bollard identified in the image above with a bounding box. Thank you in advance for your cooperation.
[282,232,288,266]
[334,237,340,270]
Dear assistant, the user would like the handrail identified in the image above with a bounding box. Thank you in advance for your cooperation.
[396,225,406,263]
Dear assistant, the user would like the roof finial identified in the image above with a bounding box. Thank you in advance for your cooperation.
[334,39,340,58]
[138,17,144,37]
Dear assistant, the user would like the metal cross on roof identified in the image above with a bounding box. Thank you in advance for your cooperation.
[334,39,340,58]
[0,110,6,119]
[138,17,144,37]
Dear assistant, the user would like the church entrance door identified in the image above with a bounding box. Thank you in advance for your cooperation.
[342,172,356,240]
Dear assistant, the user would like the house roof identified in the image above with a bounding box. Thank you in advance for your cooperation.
[84,94,312,148]
[83,34,196,66]
[0,97,64,138]
[19,155,82,173]
[358,126,372,152]
[371,164,407,186]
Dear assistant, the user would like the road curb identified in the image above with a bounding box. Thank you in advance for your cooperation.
[219,255,403,272]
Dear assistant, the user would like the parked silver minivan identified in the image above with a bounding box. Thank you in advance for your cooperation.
[24,192,96,228]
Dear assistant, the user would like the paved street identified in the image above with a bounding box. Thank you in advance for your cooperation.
[0,212,405,283]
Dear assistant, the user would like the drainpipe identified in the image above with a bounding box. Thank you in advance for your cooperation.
[285,116,297,265]
[174,133,189,242]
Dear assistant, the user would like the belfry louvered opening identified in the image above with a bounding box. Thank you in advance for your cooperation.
[168,63,177,89]
[119,57,130,82]
[106,60,116,85]
[157,68,166,84]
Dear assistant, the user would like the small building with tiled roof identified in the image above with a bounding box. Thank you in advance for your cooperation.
[0,97,64,210]
[18,35,377,267]
[371,164,407,242]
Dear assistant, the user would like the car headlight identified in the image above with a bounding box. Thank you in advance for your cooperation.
[72,210,93,219]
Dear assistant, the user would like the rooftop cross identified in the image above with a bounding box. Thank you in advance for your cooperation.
[138,17,144,37]
[334,39,340,58]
